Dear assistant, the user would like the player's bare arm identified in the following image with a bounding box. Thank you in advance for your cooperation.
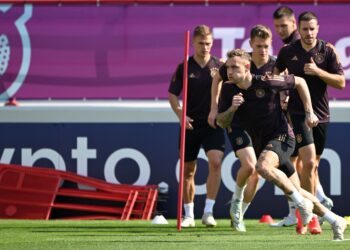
[293,76,319,128]
[273,68,289,110]
[216,93,244,128]
[168,93,194,130]
[208,72,223,128]
[304,57,345,89]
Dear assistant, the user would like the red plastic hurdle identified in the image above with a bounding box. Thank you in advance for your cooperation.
[0,164,158,220]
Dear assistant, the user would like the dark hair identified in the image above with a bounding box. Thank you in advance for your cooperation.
[193,25,212,38]
[226,49,252,62]
[298,11,318,26]
[273,6,295,19]
[250,24,272,40]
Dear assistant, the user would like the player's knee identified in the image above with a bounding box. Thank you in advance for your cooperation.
[247,172,260,187]
[256,163,272,182]
[242,162,255,176]
[302,158,317,172]
[208,157,222,171]
[184,164,196,178]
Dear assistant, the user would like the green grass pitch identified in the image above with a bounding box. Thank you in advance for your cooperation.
[0,219,349,250]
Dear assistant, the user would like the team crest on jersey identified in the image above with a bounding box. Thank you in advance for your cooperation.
[210,67,219,78]
[256,89,265,98]
[235,137,243,146]
[296,134,303,144]
[314,53,325,64]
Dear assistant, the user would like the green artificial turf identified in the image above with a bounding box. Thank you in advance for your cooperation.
[0,219,349,250]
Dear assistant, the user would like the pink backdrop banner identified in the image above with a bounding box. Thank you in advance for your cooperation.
[1,4,350,99]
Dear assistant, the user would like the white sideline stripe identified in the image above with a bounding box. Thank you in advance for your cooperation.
[0,100,349,123]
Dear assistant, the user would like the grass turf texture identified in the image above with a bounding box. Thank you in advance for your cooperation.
[0,219,349,250]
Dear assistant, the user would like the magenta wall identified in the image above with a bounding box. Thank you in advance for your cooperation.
[1,4,350,99]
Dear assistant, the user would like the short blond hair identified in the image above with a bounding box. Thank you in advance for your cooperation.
[250,24,272,40]
[226,49,251,62]
[193,25,212,38]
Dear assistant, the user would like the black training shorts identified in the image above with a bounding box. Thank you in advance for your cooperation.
[227,125,253,154]
[290,114,314,157]
[180,125,225,162]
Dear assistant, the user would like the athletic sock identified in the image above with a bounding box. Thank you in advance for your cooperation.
[289,190,304,205]
[288,201,297,217]
[322,210,337,225]
[233,184,246,201]
[184,202,194,219]
[316,184,326,203]
[242,202,251,215]
[204,199,215,214]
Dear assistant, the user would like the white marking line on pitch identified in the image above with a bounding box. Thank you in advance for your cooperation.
[332,239,350,242]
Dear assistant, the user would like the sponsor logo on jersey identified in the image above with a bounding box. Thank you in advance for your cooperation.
[189,73,196,78]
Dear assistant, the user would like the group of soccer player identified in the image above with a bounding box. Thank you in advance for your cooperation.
[168,6,347,241]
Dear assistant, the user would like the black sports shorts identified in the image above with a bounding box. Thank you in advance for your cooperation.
[180,125,225,162]
[290,114,314,157]
[264,134,295,168]
[227,125,253,154]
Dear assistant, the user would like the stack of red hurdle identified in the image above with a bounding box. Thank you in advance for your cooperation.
[0,164,158,220]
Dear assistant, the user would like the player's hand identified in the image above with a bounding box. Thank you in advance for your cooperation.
[280,91,289,111]
[185,116,194,130]
[231,93,244,112]
[304,57,320,76]
[305,111,319,128]
[208,109,218,128]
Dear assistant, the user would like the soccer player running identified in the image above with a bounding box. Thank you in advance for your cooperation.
[270,5,301,228]
[208,25,276,232]
[274,11,345,234]
[168,25,225,228]
[217,48,347,241]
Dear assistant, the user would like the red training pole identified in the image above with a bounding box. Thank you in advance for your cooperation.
[177,30,190,232]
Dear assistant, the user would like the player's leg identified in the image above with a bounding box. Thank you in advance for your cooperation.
[314,123,333,211]
[202,126,225,227]
[227,127,255,232]
[181,129,201,228]
[230,146,256,232]
[270,160,298,227]
[242,170,260,215]
[291,114,317,195]
[289,173,347,240]
[256,137,314,227]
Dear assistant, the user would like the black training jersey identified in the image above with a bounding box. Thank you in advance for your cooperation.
[275,39,344,122]
[169,56,223,122]
[218,74,295,154]
[219,54,276,81]
[283,30,300,45]
[218,55,276,125]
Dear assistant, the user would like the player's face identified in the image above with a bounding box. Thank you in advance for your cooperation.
[192,35,213,58]
[250,37,271,61]
[299,19,319,47]
[226,56,249,83]
[273,16,296,41]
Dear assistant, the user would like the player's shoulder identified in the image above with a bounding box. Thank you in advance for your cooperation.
[277,40,299,58]
[269,55,277,63]
[319,39,337,53]
[261,73,292,83]
[285,39,300,50]
[318,40,342,64]
[211,55,224,67]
